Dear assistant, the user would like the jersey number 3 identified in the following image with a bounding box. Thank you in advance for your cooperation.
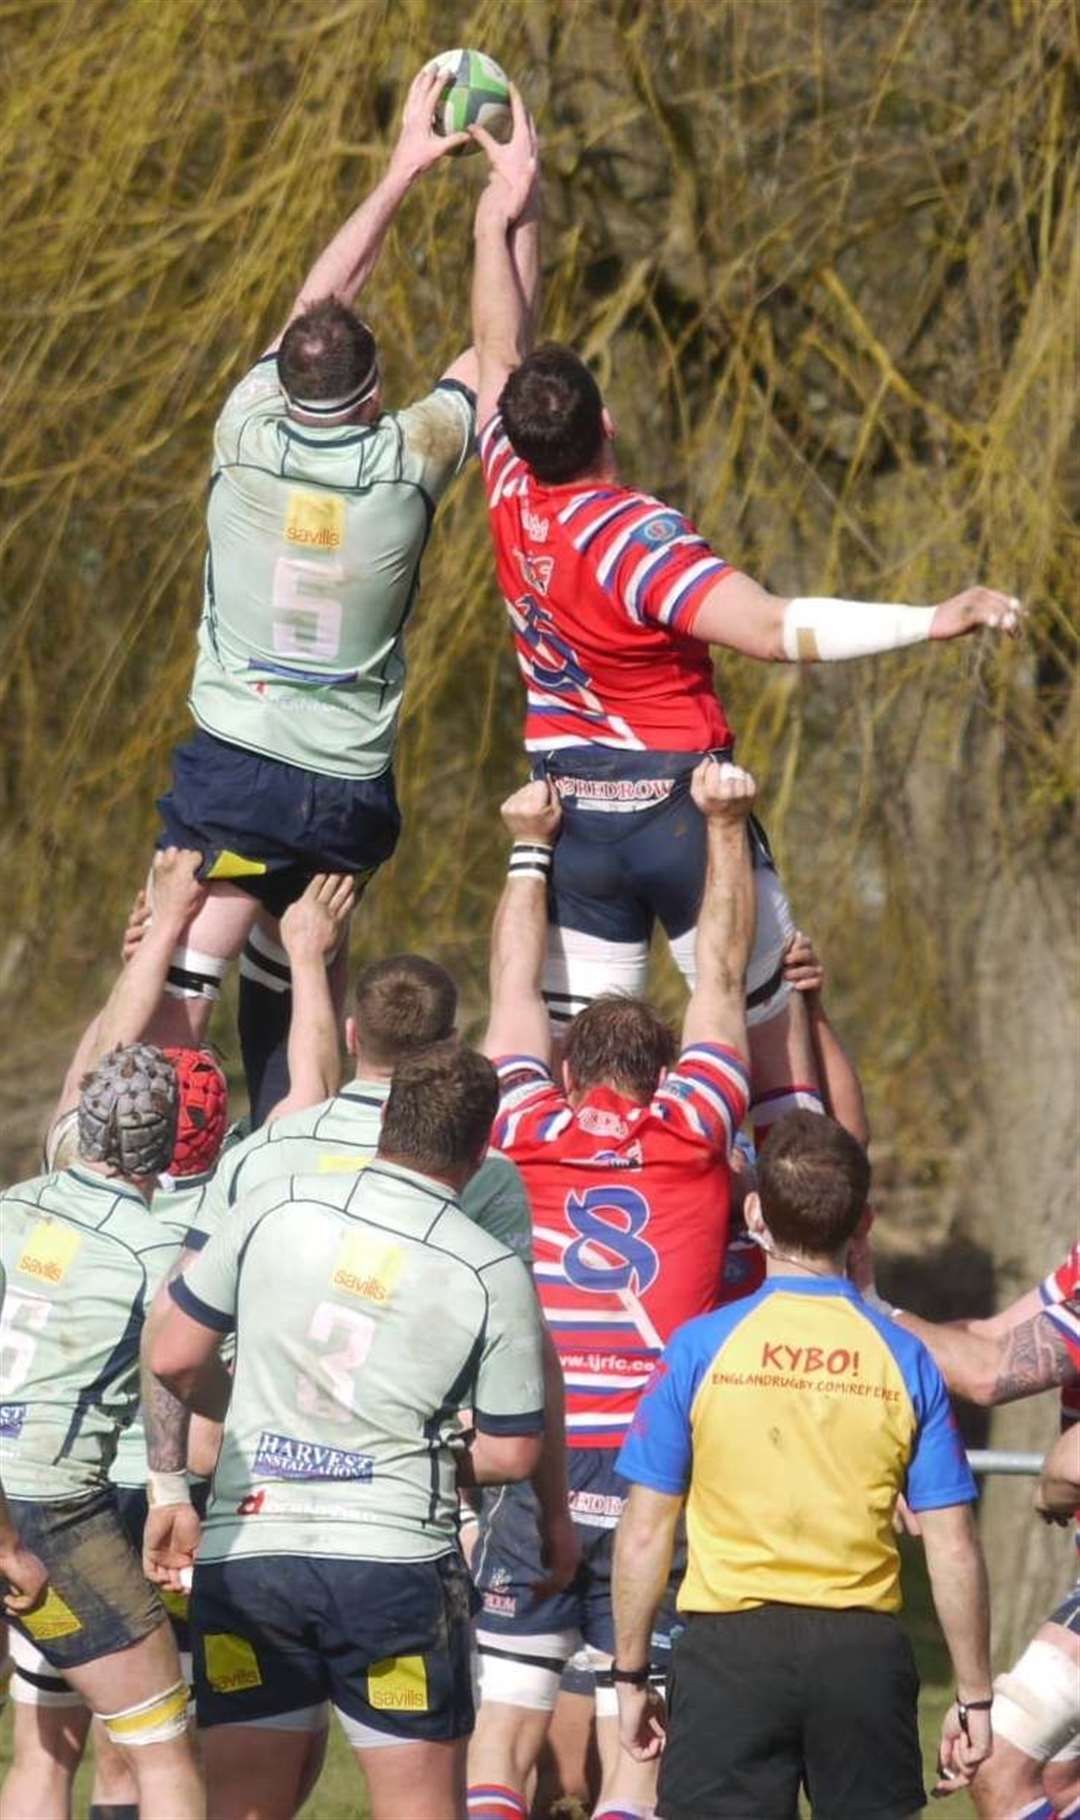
[296,1301,375,1422]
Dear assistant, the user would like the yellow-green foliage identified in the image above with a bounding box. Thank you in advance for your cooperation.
[1,0,1077,1166]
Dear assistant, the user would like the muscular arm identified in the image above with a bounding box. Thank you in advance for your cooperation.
[482,781,560,1067]
[271,67,467,347]
[470,89,540,426]
[457,1430,543,1486]
[681,772,756,1055]
[612,1484,682,1668]
[807,995,870,1147]
[690,573,1022,663]
[920,1503,993,1699]
[895,1306,1079,1406]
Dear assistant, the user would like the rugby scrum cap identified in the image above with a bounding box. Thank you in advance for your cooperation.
[162,1046,229,1177]
[77,1043,179,1177]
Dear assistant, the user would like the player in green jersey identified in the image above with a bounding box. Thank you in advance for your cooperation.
[8,861,353,1820]
[143,65,534,1126]
[0,1047,203,1819]
[145,1042,549,1820]
[0,1260,50,1731]
[155,951,577,1645]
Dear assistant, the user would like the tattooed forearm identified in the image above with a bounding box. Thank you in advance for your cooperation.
[141,1362,191,1473]
[992,1314,1077,1405]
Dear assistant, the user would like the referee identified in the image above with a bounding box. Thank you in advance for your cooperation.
[610,1110,993,1820]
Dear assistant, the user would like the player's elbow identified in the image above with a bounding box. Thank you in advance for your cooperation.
[143,1318,196,1399]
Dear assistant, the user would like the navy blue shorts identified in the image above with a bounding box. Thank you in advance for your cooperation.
[537,746,776,946]
[6,1487,164,1671]
[473,1449,683,1674]
[157,729,401,918]
[535,747,794,1026]
[190,1551,476,1741]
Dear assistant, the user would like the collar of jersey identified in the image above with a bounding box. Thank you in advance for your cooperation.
[339,1076,390,1104]
[359,1157,460,1205]
[65,1164,147,1205]
[762,1273,860,1298]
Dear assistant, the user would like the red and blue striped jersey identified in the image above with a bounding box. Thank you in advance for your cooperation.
[1041,1244,1080,1444]
[480,413,735,754]
[492,1043,751,1447]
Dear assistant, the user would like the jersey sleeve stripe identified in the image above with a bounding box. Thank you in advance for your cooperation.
[572,495,646,552]
[474,1406,545,1436]
[623,535,705,620]
[653,557,731,627]
[652,1088,710,1141]
[488,451,526,508]
[169,1275,235,1333]
[557,488,609,524]
[182,1228,209,1252]
[477,413,504,461]
[494,1054,551,1081]
[593,504,667,583]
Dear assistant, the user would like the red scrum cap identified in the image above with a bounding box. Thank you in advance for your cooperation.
[162,1047,229,1177]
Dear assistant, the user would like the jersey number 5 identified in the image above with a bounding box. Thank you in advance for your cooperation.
[296,1301,375,1422]
[0,1293,52,1397]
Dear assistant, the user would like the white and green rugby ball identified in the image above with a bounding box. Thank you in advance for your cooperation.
[425,48,511,149]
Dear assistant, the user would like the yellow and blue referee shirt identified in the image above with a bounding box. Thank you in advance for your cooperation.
[616,1275,976,1615]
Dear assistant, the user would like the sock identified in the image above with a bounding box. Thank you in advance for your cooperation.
[89,1806,139,1819]
[466,1786,528,1818]
[239,927,292,1127]
[750,1083,824,1150]
[592,1806,653,1819]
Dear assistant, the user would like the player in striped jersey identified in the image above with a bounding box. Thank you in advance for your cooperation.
[469,119,1023,1159]
[466,757,755,1820]
[860,1245,1080,1816]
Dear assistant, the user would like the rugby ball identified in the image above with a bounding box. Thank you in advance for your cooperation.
[424,48,512,150]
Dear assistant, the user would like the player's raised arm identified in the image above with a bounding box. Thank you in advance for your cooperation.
[680,761,757,1057]
[270,64,468,348]
[261,873,356,1122]
[687,567,1025,664]
[483,779,561,1067]
[44,849,206,1154]
[470,84,540,427]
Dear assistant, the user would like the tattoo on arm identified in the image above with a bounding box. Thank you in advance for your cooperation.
[992,1314,1077,1403]
[142,1369,190,1473]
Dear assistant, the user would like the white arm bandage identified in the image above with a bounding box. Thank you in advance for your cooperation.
[781,596,935,662]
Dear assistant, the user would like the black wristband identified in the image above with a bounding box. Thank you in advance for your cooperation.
[957,1696,993,1739]
[611,1663,651,1687]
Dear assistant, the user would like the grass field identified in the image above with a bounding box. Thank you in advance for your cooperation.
[0,1541,977,1818]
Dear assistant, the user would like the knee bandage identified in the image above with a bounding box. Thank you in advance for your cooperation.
[100,1680,189,1747]
[994,1640,1080,1764]
[475,1628,577,1713]
[165,947,227,1002]
[239,927,292,995]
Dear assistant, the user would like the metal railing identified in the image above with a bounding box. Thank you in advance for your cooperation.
[966,1450,1043,1477]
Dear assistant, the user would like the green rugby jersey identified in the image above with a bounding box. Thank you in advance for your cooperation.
[188,357,475,779]
[186,1078,532,1263]
[0,1169,181,1501]
[174,1161,544,1563]
[108,1170,215,1490]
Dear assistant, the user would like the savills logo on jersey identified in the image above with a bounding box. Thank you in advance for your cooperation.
[331,1233,404,1304]
[284,489,344,550]
[17,1222,81,1284]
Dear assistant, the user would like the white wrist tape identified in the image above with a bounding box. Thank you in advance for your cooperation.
[508,841,554,883]
[146,1470,191,1508]
[782,597,935,662]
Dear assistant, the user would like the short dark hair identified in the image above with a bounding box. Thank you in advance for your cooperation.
[563,995,677,1102]
[757,1111,871,1255]
[277,298,376,404]
[379,1041,498,1175]
[353,955,457,1070]
[500,343,605,483]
